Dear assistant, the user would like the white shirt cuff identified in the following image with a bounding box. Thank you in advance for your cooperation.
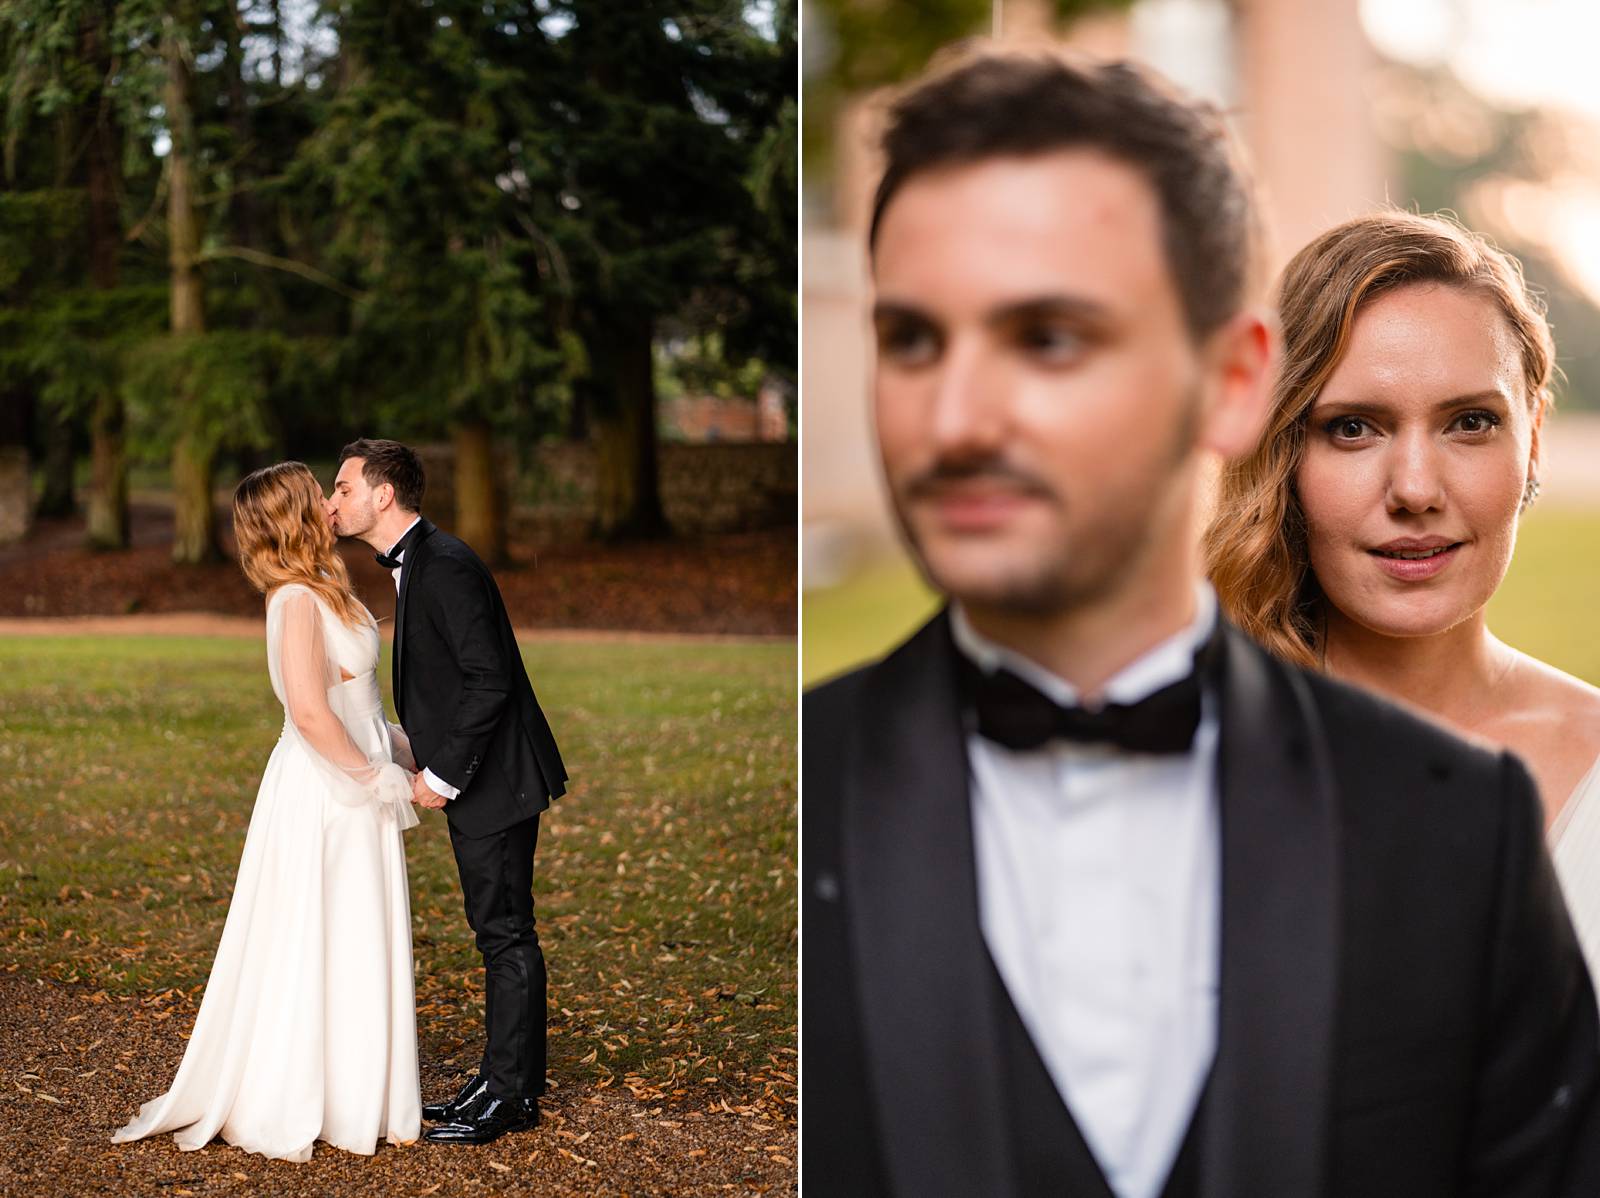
[422,767,460,800]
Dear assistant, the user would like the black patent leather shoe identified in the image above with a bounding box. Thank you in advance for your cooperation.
[423,1073,488,1123]
[423,1093,540,1145]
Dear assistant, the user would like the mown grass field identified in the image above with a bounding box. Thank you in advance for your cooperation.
[0,635,797,1119]
[803,505,1600,688]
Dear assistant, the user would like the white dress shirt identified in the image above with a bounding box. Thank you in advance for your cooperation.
[952,586,1221,1198]
[386,516,458,802]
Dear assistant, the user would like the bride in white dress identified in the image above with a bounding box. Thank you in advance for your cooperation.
[112,461,423,1161]
[1203,210,1600,970]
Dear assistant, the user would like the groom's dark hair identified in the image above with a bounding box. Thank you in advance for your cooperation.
[869,50,1261,340]
[339,438,425,513]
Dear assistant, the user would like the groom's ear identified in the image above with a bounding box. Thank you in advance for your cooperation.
[375,481,394,512]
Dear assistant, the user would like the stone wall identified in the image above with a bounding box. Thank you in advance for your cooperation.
[416,440,796,543]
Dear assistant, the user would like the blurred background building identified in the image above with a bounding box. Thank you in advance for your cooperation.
[802,0,1600,683]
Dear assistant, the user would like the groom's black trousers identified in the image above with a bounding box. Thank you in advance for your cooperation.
[448,814,546,1100]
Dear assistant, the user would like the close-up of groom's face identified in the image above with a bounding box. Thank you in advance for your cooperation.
[872,148,1215,616]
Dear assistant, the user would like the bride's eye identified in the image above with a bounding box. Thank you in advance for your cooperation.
[1323,415,1374,443]
[1451,409,1502,436]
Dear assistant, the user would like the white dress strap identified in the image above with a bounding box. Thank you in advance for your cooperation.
[1550,754,1600,981]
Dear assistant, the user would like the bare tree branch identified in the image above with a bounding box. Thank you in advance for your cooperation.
[198,244,364,300]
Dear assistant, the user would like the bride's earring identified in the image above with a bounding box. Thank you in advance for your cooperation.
[1520,474,1541,512]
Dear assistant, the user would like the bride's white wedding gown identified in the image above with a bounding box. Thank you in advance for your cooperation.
[112,583,422,1161]
[1552,755,1600,983]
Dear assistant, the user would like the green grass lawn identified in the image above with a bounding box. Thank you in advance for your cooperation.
[0,635,796,1114]
[802,556,936,688]
[803,505,1600,688]
[1489,506,1600,685]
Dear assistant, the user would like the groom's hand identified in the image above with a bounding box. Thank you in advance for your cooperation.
[412,771,448,810]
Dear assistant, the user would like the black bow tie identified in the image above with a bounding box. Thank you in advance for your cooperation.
[959,631,1219,755]
[375,550,403,570]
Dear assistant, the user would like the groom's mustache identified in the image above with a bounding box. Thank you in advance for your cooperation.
[903,456,1058,504]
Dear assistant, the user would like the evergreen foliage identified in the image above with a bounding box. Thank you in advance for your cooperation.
[0,1,796,553]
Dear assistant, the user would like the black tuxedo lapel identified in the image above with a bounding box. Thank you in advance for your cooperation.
[1201,627,1339,1198]
[841,616,1339,1198]
[391,517,434,723]
[842,610,1016,1197]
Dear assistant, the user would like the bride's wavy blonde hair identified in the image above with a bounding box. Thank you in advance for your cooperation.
[1204,210,1554,668]
[232,461,373,630]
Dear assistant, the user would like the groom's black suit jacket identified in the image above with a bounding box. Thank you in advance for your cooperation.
[803,612,1600,1198]
[391,517,567,838]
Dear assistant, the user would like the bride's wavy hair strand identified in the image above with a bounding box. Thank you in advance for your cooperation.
[1204,209,1554,668]
[232,461,372,629]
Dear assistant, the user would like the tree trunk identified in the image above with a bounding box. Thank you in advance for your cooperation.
[0,392,32,545]
[37,43,81,523]
[590,315,668,541]
[453,419,506,565]
[0,447,31,545]
[270,0,283,88]
[167,42,204,337]
[36,412,76,517]
[171,430,217,563]
[86,391,129,549]
[82,6,118,290]
[82,3,129,549]
[568,382,590,441]
[165,17,218,564]
[222,4,262,281]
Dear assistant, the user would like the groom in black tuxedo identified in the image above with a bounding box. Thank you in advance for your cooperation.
[329,438,567,1146]
[805,52,1600,1197]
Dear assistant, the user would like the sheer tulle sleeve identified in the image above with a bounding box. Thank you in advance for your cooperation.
[386,721,417,772]
[267,586,419,831]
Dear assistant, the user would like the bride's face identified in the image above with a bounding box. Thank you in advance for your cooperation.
[1295,283,1536,640]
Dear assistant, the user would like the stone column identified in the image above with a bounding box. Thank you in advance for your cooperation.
[1233,0,1388,271]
